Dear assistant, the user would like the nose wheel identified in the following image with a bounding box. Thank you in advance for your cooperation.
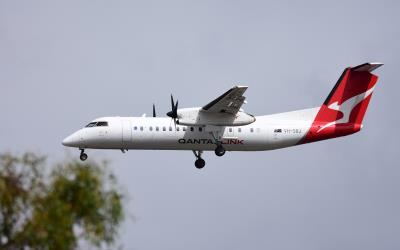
[192,150,205,169]
[79,149,88,161]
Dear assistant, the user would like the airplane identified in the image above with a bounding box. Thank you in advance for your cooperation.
[62,62,383,169]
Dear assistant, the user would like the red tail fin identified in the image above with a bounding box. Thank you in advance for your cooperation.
[302,62,383,143]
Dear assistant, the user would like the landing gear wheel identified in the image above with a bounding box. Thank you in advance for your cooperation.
[80,153,88,161]
[214,145,226,157]
[195,158,206,169]
[79,149,88,161]
[192,150,205,169]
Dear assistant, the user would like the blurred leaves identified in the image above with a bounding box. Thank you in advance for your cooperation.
[0,152,124,250]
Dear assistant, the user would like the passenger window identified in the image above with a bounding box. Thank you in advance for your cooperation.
[183,127,186,131]
[156,126,159,131]
[140,126,143,131]
[199,127,202,132]
[250,128,254,133]
[190,127,194,132]
[149,126,153,131]
[229,128,232,132]
[163,126,166,131]
[177,127,180,131]
[169,127,172,131]
[238,128,242,133]
[133,126,137,130]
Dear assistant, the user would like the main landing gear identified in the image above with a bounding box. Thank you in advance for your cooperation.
[191,131,227,169]
[192,145,225,169]
[193,150,205,169]
[79,149,88,161]
[209,131,226,157]
[214,144,226,157]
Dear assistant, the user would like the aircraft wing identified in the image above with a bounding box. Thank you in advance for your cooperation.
[201,86,248,115]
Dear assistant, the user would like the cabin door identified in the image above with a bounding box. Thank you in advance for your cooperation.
[122,120,132,145]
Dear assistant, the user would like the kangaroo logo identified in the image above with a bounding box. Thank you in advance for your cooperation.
[317,87,375,133]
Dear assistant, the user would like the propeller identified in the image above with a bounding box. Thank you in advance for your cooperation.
[166,94,179,126]
[152,103,156,117]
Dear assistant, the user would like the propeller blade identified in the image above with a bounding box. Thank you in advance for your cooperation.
[174,100,178,116]
[152,103,156,117]
[171,95,175,110]
[167,94,179,119]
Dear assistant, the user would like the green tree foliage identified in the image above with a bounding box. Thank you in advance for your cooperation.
[0,152,124,250]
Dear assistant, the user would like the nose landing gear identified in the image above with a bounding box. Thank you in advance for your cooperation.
[79,149,88,161]
[193,150,205,169]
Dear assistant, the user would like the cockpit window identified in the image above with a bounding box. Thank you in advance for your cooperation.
[85,122,97,127]
[96,121,108,126]
[85,121,108,128]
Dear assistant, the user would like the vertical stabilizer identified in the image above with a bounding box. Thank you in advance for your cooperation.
[302,62,383,143]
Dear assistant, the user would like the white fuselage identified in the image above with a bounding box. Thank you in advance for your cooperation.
[62,107,320,152]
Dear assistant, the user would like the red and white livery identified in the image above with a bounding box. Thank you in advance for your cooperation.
[63,63,383,169]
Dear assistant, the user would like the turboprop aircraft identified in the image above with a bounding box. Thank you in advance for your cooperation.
[62,62,383,169]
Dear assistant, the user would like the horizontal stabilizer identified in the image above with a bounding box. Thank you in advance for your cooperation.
[353,62,383,72]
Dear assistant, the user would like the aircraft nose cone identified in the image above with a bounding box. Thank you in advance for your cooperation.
[62,131,82,147]
[62,135,73,146]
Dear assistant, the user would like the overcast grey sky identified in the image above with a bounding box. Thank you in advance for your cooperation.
[1,0,399,249]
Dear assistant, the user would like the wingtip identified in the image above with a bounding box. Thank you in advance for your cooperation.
[234,85,248,89]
